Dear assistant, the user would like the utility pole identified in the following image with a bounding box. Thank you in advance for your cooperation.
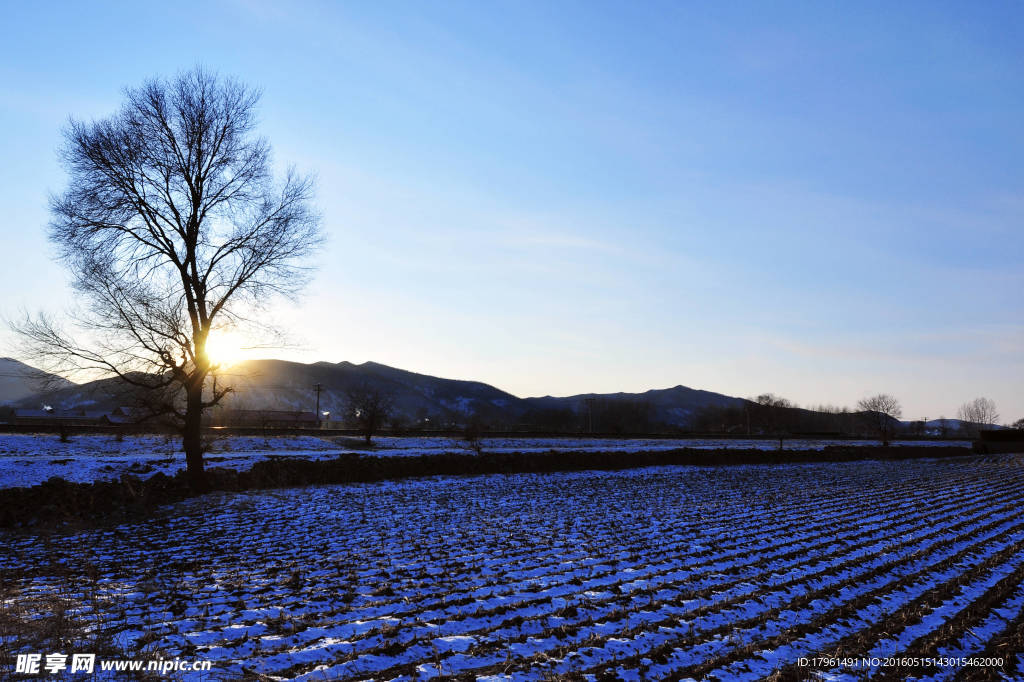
[584,397,595,434]
[314,383,322,428]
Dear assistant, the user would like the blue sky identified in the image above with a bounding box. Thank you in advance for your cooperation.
[1,1,1022,420]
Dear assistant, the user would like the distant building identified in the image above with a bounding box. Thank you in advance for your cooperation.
[3,405,319,430]
[10,408,111,426]
[107,406,153,425]
[211,409,318,428]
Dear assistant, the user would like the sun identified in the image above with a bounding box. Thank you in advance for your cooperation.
[204,331,251,368]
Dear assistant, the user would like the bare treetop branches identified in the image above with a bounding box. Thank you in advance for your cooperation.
[857,393,902,445]
[857,393,902,420]
[958,397,999,435]
[344,384,394,444]
[51,69,320,342]
[16,67,323,489]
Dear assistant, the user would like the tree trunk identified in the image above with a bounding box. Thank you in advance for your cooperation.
[183,381,206,492]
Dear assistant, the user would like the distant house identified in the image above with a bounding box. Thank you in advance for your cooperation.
[11,409,54,421]
[107,406,154,425]
[4,405,320,430]
[11,408,111,426]
[212,409,318,428]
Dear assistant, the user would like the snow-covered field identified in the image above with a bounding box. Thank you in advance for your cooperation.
[0,433,972,489]
[3,454,1023,680]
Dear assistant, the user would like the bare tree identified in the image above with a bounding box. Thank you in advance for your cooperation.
[344,384,394,444]
[957,397,999,437]
[12,68,322,490]
[754,393,792,409]
[857,393,902,445]
[750,393,794,448]
[1012,418,1024,430]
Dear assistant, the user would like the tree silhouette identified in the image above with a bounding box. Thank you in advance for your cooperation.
[344,384,394,444]
[14,68,322,490]
[957,397,999,437]
[857,393,902,446]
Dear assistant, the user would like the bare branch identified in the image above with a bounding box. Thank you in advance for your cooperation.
[10,67,322,490]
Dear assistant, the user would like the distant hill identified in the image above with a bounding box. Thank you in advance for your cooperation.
[921,417,1000,434]
[0,358,75,405]
[212,359,522,424]
[15,358,742,429]
[923,418,969,430]
[524,386,745,429]
[14,358,993,436]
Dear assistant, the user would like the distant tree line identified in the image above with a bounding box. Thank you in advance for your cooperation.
[330,394,670,440]
[316,389,1021,443]
[957,397,999,437]
[689,393,1014,443]
[691,395,865,438]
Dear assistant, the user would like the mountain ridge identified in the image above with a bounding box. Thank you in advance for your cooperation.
[11,357,741,428]
[0,357,76,405]
[7,357,999,433]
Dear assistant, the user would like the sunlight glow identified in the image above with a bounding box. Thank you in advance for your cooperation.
[204,331,252,368]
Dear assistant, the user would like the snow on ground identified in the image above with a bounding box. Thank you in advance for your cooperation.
[3,455,1022,680]
[0,433,339,489]
[0,433,972,489]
